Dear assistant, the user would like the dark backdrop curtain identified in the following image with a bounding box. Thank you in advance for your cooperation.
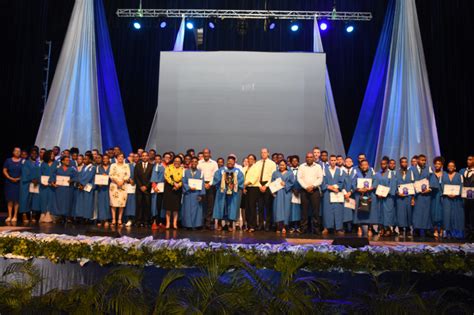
[1,0,472,209]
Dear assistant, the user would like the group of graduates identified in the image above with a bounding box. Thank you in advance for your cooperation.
[2,144,473,239]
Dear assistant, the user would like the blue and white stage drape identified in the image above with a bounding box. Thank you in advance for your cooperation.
[35,0,131,154]
[348,0,440,165]
[173,16,186,52]
[313,18,345,156]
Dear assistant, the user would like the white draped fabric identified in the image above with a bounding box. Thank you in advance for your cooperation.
[375,0,440,162]
[313,18,345,156]
[35,0,102,153]
[173,16,186,52]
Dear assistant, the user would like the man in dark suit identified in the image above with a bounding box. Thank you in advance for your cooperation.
[134,151,153,227]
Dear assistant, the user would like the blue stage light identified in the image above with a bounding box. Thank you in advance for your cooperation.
[346,25,354,33]
[160,21,167,29]
[208,21,215,29]
[319,22,328,31]
[133,21,141,30]
[290,23,299,32]
[186,22,194,30]
[269,22,276,30]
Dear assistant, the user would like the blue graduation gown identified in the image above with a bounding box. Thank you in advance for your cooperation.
[272,170,295,225]
[373,170,397,226]
[429,172,443,227]
[19,159,41,213]
[182,169,205,227]
[321,167,345,230]
[412,166,432,229]
[73,164,96,219]
[341,167,357,223]
[50,166,76,216]
[150,163,165,217]
[352,168,376,224]
[395,169,414,228]
[289,167,301,222]
[124,163,136,217]
[96,165,111,221]
[39,161,57,213]
[441,172,464,235]
[212,167,244,221]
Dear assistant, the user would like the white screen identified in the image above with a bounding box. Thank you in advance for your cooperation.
[147,51,326,159]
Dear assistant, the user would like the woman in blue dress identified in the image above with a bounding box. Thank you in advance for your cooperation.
[182,157,205,229]
[96,154,111,226]
[50,156,76,221]
[395,157,415,237]
[3,147,22,222]
[288,155,301,233]
[441,161,464,239]
[73,154,96,221]
[19,149,40,223]
[430,157,444,238]
[39,150,56,223]
[373,157,397,237]
[151,156,165,228]
[272,160,295,234]
[352,159,376,237]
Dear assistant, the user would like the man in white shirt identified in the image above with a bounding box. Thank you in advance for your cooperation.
[245,148,277,231]
[197,148,219,229]
[297,152,324,234]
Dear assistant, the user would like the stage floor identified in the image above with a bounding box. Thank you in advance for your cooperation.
[0,221,465,247]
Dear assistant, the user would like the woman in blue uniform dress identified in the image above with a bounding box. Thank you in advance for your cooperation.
[96,155,111,226]
[50,156,76,220]
[272,160,295,234]
[288,156,301,233]
[19,149,40,223]
[73,154,96,221]
[430,157,444,238]
[441,161,464,239]
[182,157,205,229]
[352,160,376,237]
[151,158,165,227]
[3,147,22,222]
[373,157,397,237]
[321,156,345,235]
[39,150,56,223]
[395,157,415,237]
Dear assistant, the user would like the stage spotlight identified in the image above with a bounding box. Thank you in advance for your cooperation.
[319,22,328,31]
[269,22,276,30]
[186,21,194,30]
[290,23,299,32]
[346,25,354,33]
[208,21,215,29]
[160,21,167,29]
[133,21,141,30]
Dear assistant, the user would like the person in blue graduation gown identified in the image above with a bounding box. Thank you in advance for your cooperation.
[151,157,165,227]
[341,157,357,231]
[373,157,397,236]
[19,149,40,222]
[352,159,376,236]
[412,154,433,236]
[271,160,295,234]
[429,157,444,237]
[73,154,95,220]
[441,161,464,239]
[50,156,76,219]
[289,156,301,233]
[96,155,111,225]
[182,157,205,229]
[321,156,345,235]
[39,150,56,223]
[212,156,244,231]
[395,157,415,236]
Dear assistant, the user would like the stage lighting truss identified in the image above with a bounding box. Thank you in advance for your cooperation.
[116,9,372,22]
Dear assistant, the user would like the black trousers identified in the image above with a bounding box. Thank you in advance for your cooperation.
[154,193,163,222]
[300,189,321,233]
[136,190,151,224]
[203,186,216,228]
[247,186,273,229]
[465,199,474,231]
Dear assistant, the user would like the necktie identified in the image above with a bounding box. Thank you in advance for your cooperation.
[143,162,147,170]
[259,159,266,184]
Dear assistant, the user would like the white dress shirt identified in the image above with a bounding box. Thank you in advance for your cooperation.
[297,162,323,190]
[197,158,218,184]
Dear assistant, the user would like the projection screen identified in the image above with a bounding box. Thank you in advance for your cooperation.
[146,51,326,159]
